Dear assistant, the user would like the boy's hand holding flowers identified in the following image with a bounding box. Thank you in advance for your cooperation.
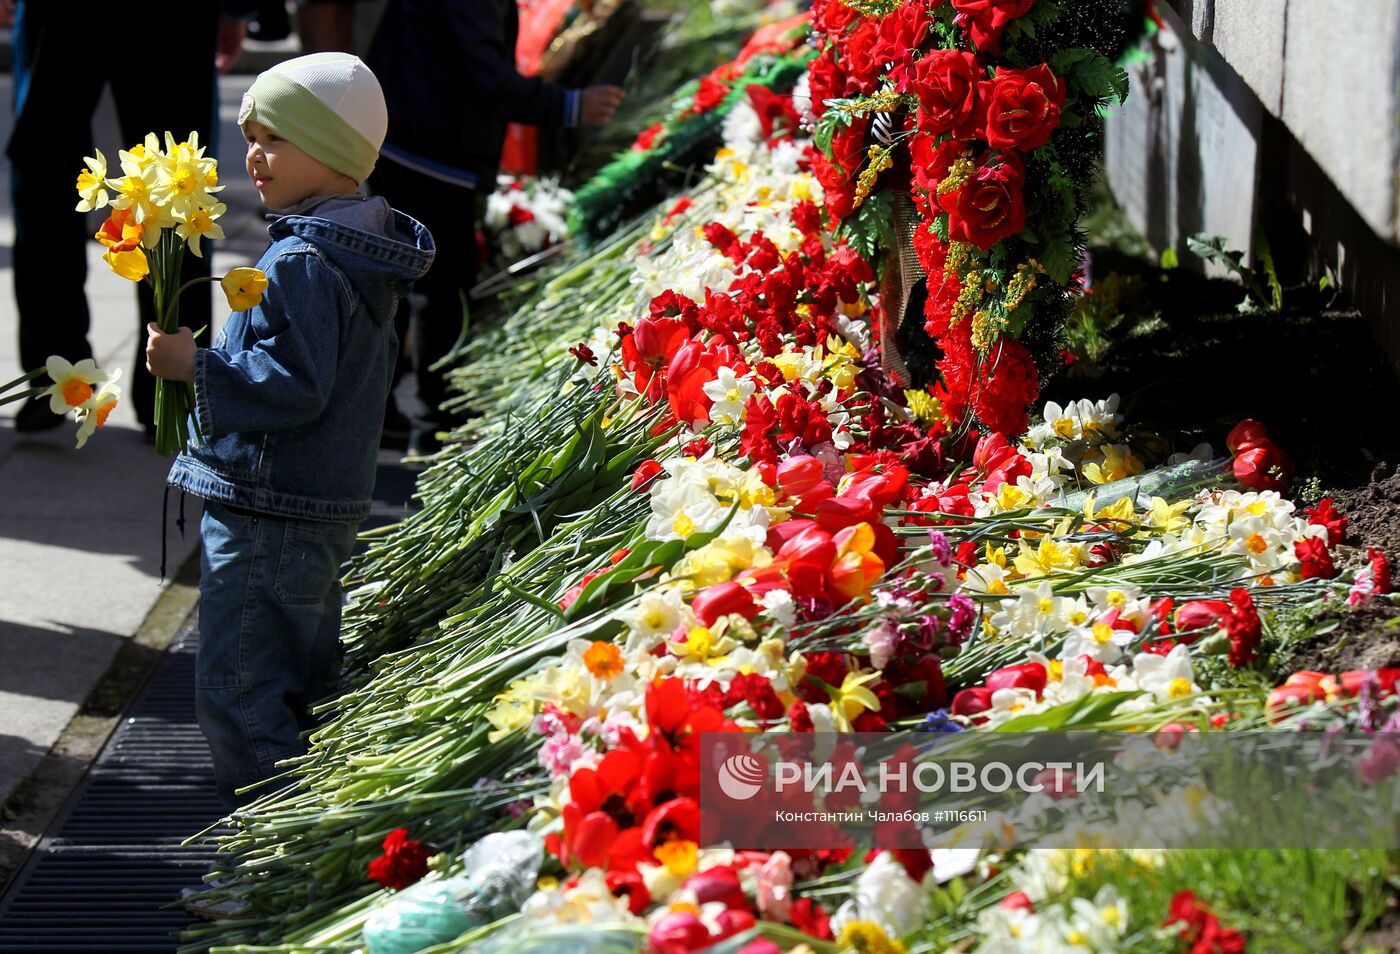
[146,323,196,383]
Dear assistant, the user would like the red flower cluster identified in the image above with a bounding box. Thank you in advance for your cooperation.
[1164,890,1248,953]
[1223,587,1261,669]
[548,678,739,874]
[1303,497,1347,545]
[368,828,430,891]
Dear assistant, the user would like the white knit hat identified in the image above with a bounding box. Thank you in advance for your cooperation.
[239,52,388,183]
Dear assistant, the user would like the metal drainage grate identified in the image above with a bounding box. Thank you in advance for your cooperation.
[0,618,228,953]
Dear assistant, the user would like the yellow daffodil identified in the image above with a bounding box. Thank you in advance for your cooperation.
[836,920,907,954]
[222,267,268,311]
[174,202,227,257]
[41,356,106,414]
[829,670,882,731]
[103,248,149,282]
[1147,495,1193,534]
[150,132,224,219]
[75,150,109,213]
[74,369,123,449]
[1082,444,1144,485]
[1012,534,1083,578]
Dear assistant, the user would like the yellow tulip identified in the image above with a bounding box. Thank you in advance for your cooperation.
[221,267,268,310]
[103,248,149,282]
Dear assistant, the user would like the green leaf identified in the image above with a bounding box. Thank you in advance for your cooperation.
[993,691,1142,732]
[1038,229,1076,286]
[1054,49,1130,104]
[838,190,896,261]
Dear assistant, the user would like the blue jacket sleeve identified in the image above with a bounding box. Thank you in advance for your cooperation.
[448,0,580,127]
[192,249,350,438]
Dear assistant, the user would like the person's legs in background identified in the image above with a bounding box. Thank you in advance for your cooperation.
[6,0,107,431]
[109,3,220,432]
[295,0,357,53]
[367,158,478,455]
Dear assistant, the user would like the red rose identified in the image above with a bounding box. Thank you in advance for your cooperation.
[983,65,1064,150]
[909,50,985,140]
[951,0,1037,53]
[947,153,1026,249]
[837,18,883,94]
[367,828,430,891]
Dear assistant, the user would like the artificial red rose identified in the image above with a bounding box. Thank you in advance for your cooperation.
[985,661,1047,696]
[368,828,430,891]
[693,582,760,626]
[951,0,1037,53]
[909,50,985,140]
[806,50,850,119]
[873,0,935,88]
[1295,537,1336,579]
[837,18,883,94]
[983,65,1065,150]
[947,153,1026,249]
[632,459,663,492]
[811,151,856,223]
[812,0,861,37]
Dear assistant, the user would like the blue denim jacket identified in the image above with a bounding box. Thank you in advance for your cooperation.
[167,197,434,522]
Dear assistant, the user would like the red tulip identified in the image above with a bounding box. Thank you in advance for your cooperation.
[606,870,652,915]
[1000,891,1034,912]
[985,662,1047,696]
[684,865,746,909]
[777,455,827,496]
[815,495,878,531]
[642,797,701,849]
[1233,441,1293,492]
[692,582,759,626]
[1266,684,1321,722]
[1226,419,1269,453]
[632,459,663,492]
[714,908,757,939]
[1174,600,1229,634]
[649,911,712,953]
[951,687,994,719]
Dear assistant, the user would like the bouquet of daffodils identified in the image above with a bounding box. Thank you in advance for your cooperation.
[76,132,265,455]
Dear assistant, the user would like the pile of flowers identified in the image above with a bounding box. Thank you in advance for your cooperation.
[483,174,575,263]
[187,10,1400,954]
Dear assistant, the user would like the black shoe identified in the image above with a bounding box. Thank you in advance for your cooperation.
[142,424,158,445]
[14,395,63,433]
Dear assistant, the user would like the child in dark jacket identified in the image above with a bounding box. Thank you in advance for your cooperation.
[145,52,434,809]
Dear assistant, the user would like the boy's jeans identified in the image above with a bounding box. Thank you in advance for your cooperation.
[196,500,358,810]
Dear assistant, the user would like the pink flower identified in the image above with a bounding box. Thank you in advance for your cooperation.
[755,850,794,921]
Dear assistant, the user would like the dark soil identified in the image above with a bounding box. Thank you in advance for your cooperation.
[1283,602,1400,674]
[1337,464,1400,560]
[1354,898,1400,954]
[1043,251,1400,495]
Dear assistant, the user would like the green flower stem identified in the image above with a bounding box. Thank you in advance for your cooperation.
[0,368,46,394]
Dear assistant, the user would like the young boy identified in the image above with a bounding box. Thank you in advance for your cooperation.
[146,52,434,811]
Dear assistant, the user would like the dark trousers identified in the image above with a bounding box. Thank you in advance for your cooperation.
[367,159,477,425]
[8,0,218,426]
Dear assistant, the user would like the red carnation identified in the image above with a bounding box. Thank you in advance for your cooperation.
[1294,537,1336,580]
[368,828,431,891]
[1303,497,1347,546]
[1224,587,1261,668]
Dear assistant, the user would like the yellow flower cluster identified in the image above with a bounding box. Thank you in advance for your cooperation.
[76,132,227,280]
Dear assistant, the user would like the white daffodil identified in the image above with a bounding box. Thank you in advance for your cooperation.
[701,366,755,425]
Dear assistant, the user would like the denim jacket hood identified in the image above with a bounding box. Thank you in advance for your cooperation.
[167,199,434,522]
